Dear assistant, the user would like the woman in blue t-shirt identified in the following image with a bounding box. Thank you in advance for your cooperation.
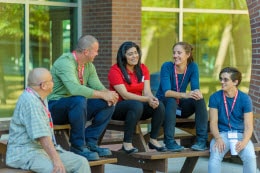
[156,42,208,151]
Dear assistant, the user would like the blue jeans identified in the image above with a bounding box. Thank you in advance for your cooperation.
[48,96,115,147]
[163,97,208,144]
[112,100,165,142]
[208,132,256,173]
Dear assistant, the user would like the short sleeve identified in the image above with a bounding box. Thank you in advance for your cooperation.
[141,64,150,80]
[108,65,125,86]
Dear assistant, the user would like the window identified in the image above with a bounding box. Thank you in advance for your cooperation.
[0,0,79,117]
[142,0,251,104]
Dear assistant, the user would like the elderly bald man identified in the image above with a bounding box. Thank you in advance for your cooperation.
[6,68,90,173]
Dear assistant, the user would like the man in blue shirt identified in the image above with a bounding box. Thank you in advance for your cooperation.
[208,67,256,173]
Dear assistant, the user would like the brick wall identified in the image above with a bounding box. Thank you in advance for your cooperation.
[82,0,141,87]
[247,0,260,141]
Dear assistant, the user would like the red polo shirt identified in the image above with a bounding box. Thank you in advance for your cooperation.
[108,64,150,101]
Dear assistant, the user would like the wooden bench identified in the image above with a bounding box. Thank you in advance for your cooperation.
[103,118,198,151]
[128,143,260,173]
[98,118,203,173]
[53,124,118,173]
[54,124,71,150]
[100,114,260,173]
[0,158,117,173]
[0,125,117,173]
[53,121,198,172]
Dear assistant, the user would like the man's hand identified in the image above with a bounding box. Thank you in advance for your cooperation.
[38,137,66,173]
[52,158,66,173]
[214,137,226,153]
[102,90,119,106]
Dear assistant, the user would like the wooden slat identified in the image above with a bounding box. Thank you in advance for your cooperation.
[132,143,260,160]
[53,124,71,130]
[254,114,260,119]
[0,168,32,173]
[132,148,209,160]
[109,118,195,125]
[89,158,117,166]
[111,150,168,173]
[253,143,260,151]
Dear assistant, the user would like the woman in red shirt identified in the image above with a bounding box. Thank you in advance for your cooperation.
[108,41,166,154]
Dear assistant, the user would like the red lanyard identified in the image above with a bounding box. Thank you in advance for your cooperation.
[72,51,84,85]
[26,88,57,145]
[174,64,187,104]
[223,90,238,130]
[26,88,53,129]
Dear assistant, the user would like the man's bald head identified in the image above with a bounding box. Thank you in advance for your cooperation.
[28,68,51,87]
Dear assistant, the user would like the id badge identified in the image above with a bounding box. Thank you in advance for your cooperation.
[228,131,238,139]
[176,107,182,116]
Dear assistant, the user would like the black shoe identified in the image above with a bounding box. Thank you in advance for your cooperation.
[121,145,138,154]
[148,142,167,152]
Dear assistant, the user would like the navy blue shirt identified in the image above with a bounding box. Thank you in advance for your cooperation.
[208,90,252,133]
[156,61,200,100]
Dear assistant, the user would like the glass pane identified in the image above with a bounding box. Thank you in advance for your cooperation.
[183,0,247,10]
[142,11,178,74]
[0,3,25,117]
[29,5,77,69]
[183,13,251,103]
[31,0,77,2]
[142,0,178,8]
[141,3,251,106]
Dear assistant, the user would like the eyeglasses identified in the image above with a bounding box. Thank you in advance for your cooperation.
[219,77,230,82]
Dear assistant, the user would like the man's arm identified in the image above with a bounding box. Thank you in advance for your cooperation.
[38,136,66,173]
[236,112,254,152]
[210,108,221,139]
[209,107,226,153]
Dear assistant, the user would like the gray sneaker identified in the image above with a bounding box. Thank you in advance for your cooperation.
[191,141,207,151]
[87,143,112,157]
[70,145,99,161]
[165,140,184,152]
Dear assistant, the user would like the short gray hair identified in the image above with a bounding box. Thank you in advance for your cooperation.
[76,35,98,52]
[28,68,50,86]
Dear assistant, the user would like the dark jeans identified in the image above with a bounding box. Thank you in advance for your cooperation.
[163,97,208,144]
[48,96,115,147]
[112,100,165,143]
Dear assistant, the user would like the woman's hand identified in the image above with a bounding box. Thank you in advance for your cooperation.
[148,96,159,109]
[188,89,203,100]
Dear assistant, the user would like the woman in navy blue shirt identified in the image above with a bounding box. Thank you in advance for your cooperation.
[156,42,208,151]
